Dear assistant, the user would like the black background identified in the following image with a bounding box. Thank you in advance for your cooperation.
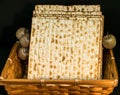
[0,0,120,95]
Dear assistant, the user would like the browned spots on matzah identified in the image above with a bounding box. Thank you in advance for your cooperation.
[30,58,33,62]
[96,37,98,43]
[81,73,83,77]
[55,39,58,44]
[41,22,44,26]
[92,42,95,46]
[29,71,32,74]
[39,39,42,43]
[80,33,83,36]
[30,41,33,44]
[94,74,97,79]
[59,53,62,56]
[90,72,93,76]
[59,35,62,39]
[43,38,45,43]
[68,29,71,32]
[54,65,56,69]
[60,23,63,27]
[34,64,37,71]
[49,71,52,75]
[73,66,76,70]
[83,44,86,49]
[50,65,53,68]
[67,47,69,51]
[92,32,95,36]
[32,28,35,36]
[77,72,80,75]
[88,50,90,54]
[51,38,54,43]
[35,37,38,43]
[63,35,66,38]
[55,57,58,60]
[65,66,68,70]
[57,75,60,79]
[75,41,78,44]
[62,56,65,61]
[56,34,58,38]
[37,25,39,29]
[76,30,79,33]
[42,65,45,68]
[65,24,67,28]
[97,24,100,30]
[95,54,98,58]
[32,23,35,26]
[44,26,48,31]
[36,6,39,11]
[91,48,94,53]
[49,77,52,79]
[78,64,80,68]
[94,68,97,75]
[86,75,89,79]
[84,31,87,35]
[66,60,68,64]
[63,47,66,51]
[69,73,71,77]
[78,57,81,63]
[90,65,93,69]
[50,61,52,64]
[71,48,73,54]
[80,26,83,30]
[71,35,74,39]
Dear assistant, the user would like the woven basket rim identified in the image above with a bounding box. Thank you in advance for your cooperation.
[0,79,118,88]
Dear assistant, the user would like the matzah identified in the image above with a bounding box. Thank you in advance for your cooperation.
[35,5,101,12]
[28,5,104,80]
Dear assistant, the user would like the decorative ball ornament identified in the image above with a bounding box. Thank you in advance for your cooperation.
[16,27,30,62]
[103,34,116,49]
[18,47,29,61]
[19,32,30,48]
[16,27,27,39]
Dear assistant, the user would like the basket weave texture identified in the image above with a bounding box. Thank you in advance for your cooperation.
[0,42,118,95]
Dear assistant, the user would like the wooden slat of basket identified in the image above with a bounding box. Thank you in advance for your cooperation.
[103,49,118,80]
[0,79,117,95]
[1,41,22,79]
[2,80,116,95]
[0,79,118,87]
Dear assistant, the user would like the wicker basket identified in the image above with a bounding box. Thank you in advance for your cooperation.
[0,42,118,95]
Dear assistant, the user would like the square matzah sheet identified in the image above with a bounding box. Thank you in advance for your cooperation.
[28,15,104,80]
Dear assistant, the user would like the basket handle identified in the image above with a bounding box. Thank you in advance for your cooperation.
[103,49,118,80]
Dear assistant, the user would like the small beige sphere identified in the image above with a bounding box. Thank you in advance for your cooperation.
[16,27,27,39]
[18,47,29,60]
[19,32,30,48]
[103,34,116,49]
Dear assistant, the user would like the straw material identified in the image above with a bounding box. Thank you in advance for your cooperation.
[1,41,22,79]
[0,42,118,95]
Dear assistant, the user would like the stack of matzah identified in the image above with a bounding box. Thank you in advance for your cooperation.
[28,5,104,80]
